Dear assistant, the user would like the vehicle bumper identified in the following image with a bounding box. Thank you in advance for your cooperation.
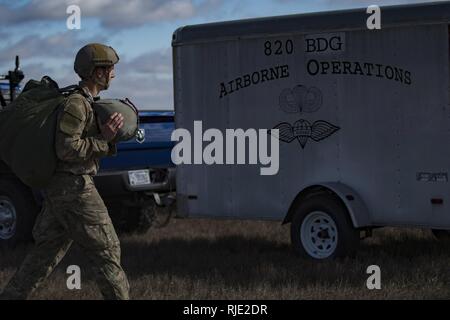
[94,167,176,198]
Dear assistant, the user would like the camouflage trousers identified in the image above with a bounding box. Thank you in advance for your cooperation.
[1,173,130,300]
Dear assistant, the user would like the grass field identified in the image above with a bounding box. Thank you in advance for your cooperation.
[1,218,449,300]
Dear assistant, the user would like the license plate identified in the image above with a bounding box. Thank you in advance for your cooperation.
[128,170,151,186]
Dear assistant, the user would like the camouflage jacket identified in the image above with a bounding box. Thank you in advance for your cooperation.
[55,85,116,176]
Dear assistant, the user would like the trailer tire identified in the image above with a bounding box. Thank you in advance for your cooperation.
[290,194,359,260]
[431,229,450,241]
[0,178,38,248]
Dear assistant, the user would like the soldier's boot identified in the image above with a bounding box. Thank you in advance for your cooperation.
[0,238,72,300]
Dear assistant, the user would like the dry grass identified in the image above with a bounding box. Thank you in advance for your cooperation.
[1,218,449,300]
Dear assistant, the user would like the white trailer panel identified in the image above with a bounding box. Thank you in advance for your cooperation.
[172,2,450,231]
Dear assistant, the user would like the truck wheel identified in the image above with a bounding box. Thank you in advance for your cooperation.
[0,179,38,248]
[120,203,170,235]
[137,201,173,232]
[290,194,359,260]
[107,204,141,234]
[431,229,450,241]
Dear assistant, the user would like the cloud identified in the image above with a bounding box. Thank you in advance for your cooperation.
[0,0,225,28]
[19,62,55,79]
[106,48,174,109]
[9,61,173,110]
[0,32,107,66]
[0,31,10,40]
[0,28,174,110]
[105,75,173,110]
[3,49,174,110]
[121,48,172,75]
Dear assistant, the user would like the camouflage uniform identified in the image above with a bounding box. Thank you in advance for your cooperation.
[1,85,130,300]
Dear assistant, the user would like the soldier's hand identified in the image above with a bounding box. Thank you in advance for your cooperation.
[100,112,124,142]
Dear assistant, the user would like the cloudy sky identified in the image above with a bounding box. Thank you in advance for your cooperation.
[0,0,445,109]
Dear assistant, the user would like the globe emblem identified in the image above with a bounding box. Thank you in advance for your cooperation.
[293,119,312,148]
[293,119,311,136]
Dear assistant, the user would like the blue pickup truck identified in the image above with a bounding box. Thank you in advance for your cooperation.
[96,110,175,232]
[0,60,176,247]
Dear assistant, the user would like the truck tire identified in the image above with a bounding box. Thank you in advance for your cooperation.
[121,206,150,235]
[431,229,450,241]
[106,203,141,234]
[0,178,38,248]
[290,194,359,260]
[115,204,164,235]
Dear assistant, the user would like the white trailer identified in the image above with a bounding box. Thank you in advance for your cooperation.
[171,2,450,259]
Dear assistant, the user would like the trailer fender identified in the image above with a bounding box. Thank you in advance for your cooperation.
[284,182,371,228]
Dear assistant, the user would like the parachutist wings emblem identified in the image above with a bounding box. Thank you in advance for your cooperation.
[271,119,340,149]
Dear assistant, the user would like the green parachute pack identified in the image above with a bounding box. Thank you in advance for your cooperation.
[0,76,139,189]
[93,98,139,142]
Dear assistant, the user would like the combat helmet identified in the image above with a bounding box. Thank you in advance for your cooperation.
[74,43,119,88]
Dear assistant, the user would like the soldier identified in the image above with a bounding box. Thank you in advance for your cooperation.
[0,43,130,300]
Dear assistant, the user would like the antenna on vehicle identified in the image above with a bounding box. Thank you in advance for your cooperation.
[15,55,20,72]
[7,55,24,103]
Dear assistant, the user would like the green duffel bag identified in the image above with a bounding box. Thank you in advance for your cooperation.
[0,76,139,189]
[93,98,139,142]
[0,76,66,188]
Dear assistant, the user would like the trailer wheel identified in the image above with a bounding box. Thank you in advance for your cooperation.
[290,194,359,260]
[431,229,450,241]
[0,179,38,248]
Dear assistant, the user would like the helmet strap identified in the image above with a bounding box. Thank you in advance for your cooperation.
[93,67,110,90]
[94,76,109,90]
